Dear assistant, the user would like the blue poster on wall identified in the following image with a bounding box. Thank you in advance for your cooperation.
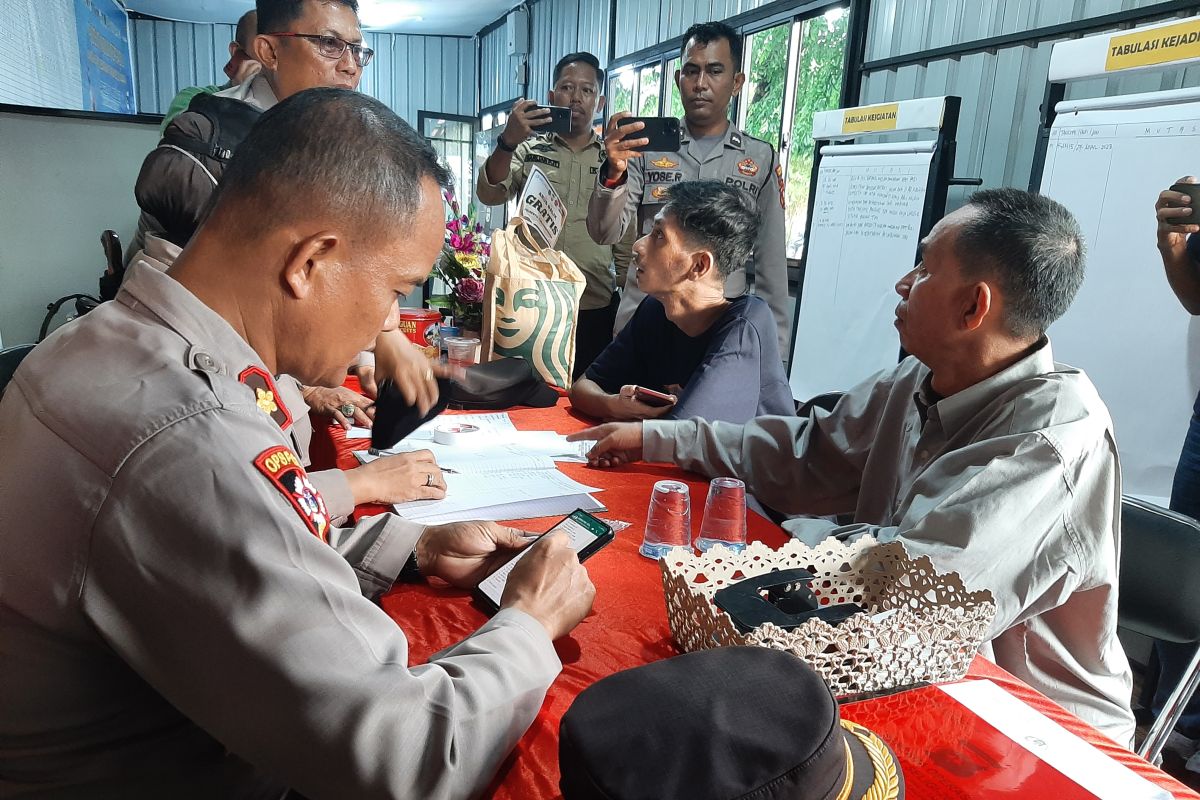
[74,0,136,114]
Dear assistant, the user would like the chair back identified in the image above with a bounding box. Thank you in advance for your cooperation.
[1118,496,1200,644]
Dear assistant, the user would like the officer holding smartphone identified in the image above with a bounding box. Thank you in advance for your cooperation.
[477,52,635,378]
[587,21,791,355]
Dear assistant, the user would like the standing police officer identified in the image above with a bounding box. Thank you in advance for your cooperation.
[587,21,791,353]
[477,52,634,378]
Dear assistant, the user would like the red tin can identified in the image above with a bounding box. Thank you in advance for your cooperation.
[397,308,442,359]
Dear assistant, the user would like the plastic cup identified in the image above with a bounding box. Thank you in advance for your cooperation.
[696,477,747,553]
[641,480,692,560]
[443,336,480,370]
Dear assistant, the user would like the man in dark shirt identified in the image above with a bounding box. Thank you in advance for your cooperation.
[570,181,793,424]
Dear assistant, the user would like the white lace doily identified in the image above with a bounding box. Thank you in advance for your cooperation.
[660,537,996,694]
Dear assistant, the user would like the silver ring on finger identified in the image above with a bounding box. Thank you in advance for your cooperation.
[338,403,356,417]
[424,473,436,488]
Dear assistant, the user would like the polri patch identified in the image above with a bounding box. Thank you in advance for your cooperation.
[238,366,293,431]
[737,158,760,177]
[253,445,330,542]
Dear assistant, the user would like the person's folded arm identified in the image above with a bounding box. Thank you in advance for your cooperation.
[82,410,560,800]
[783,429,1100,640]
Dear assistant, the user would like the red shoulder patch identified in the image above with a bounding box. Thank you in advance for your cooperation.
[253,446,330,542]
[238,366,293,430]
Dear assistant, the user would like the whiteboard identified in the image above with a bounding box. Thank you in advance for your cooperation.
[789,146,934,401]
[1040,97,1200,504]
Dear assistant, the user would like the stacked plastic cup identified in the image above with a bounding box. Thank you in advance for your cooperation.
[640,480,692,560]
[695,477,748,553]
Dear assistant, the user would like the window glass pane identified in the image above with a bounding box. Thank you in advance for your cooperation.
[482,112,494,129]
[496,111,508,126]
[786,7,849,260]
[742,24,789,150]
[637,64,661,117]
[665,57,684,119]
[609,68,635,115]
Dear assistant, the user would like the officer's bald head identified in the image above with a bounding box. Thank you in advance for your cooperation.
[204,87,451,240]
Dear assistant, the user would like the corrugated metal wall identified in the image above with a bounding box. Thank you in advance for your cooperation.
[861,0,1200,209]
[131,18,474,125]
[479,0,613,110]
[613,0,777,58]
[479,24,521,110]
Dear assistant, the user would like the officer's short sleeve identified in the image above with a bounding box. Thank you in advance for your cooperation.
[81,407,561,799]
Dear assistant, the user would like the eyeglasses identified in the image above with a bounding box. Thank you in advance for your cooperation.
[267,33,374,67]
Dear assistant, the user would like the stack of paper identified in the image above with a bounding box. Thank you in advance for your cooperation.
[349,413,603,524]
[347,412,591,463]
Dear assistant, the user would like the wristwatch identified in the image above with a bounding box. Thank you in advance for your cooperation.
[495,134,517,153]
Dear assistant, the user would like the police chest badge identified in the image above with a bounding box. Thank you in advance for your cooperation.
[238,366,293,430]
[651,156,679,169]
[254,445,330,542]
[650,186,669,200]
[737,158,759,177]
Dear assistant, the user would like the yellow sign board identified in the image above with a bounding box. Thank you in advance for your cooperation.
[842,103,900,134]
[1106,18,1200,72]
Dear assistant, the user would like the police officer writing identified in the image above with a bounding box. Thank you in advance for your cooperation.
[587,21,791,353]
[0,90,595,799]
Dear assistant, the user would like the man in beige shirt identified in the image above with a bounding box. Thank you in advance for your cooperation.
[0,90,594,798]
[476,51,633,378]
[571,188,1137,745]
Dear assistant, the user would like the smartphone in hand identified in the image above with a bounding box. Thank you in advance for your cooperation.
[1170,182,1200,224]
[532,105,572,135]
[474,510,614,614]
[633,386,676,408]
[617,116,682,153]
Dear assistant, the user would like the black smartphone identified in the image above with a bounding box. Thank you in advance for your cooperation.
[617,116,682,153]
[474,510,614,613]
[633,385,676,408]
[1169,182,1200,224]
[532,105,572,135]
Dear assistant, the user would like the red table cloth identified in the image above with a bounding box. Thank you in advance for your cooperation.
[310,391,1198,799]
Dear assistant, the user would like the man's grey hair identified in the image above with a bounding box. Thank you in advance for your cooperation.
[663,180,759,278]
[206,88,452,235]
[955,187,1086,338]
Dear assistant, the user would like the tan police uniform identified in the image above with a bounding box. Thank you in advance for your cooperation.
[477,130,636,376]
[0,257,561,798]
[477,130,632,312]
[138,234,357,521]
[587,120,791,353]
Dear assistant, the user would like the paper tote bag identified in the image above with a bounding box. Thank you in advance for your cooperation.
[482,217,585,390]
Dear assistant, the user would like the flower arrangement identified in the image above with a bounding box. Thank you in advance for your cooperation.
[432,189,490,333]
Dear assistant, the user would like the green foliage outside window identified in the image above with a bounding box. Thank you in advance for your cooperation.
[638,64,661,116]
[666,58,684,119]
[787,11,849,257]
[609,68,635,115]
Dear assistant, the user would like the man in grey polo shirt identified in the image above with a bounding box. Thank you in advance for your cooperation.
[587,21,790,353]
[570,188,1137,745]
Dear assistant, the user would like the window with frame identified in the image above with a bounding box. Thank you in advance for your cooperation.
[419,112,476,210]
[603,4,849,262]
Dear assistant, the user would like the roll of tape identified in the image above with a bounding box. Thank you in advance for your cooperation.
[433,423,480,445]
